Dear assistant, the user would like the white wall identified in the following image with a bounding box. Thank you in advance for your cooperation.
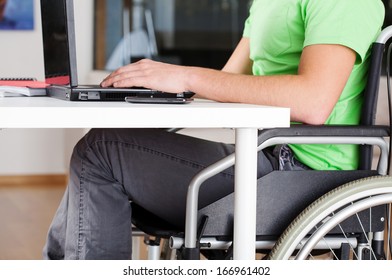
[0,0,93,175]
[0,129,65,175]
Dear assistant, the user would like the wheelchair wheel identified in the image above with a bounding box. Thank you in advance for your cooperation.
[269,176,392,260]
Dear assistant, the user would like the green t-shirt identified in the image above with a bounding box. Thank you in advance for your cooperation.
[243,0,385,170]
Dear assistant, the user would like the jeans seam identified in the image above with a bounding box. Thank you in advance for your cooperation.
[89,140,235,179]
[76,158,86,260]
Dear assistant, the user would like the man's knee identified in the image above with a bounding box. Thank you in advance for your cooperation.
[71,129,108,161]
[74,128,118,152]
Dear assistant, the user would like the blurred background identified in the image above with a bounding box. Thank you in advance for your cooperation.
[94,0,251,70]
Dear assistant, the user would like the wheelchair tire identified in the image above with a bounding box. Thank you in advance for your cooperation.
[269,176,392,260]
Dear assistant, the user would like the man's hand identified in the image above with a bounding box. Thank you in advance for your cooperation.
[101,59,191,94]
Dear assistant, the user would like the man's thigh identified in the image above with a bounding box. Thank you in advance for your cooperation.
[82,128,274,227]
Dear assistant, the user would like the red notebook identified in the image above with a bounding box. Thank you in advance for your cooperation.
[0,78,48,96]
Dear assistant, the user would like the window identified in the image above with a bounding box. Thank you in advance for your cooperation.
[94,0,251,70]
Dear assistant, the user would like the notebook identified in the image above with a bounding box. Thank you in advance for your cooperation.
[40,0,194,102]
[0,78,47,97]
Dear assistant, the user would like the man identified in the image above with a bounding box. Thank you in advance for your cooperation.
[44,0,385,259]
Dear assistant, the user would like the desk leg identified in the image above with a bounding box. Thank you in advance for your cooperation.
[233,128,258,260]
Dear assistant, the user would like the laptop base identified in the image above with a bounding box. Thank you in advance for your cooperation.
[47,85,194,101]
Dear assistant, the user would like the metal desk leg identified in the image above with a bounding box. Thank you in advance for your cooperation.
[233,128,258,260]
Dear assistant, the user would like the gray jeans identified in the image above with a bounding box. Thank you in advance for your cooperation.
[43,128,307,259]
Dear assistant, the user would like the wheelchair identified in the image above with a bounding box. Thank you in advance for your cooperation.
[131,26,392,260]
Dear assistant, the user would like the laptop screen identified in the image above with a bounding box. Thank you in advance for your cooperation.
[40,0,78,86]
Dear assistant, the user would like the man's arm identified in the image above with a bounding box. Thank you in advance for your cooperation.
[221,37,253,74]
[101,40,356,125]
[186,43,356,124]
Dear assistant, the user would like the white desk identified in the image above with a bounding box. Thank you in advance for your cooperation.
[0,97,290,259]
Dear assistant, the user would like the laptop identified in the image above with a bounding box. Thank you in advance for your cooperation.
[40,0,194,102]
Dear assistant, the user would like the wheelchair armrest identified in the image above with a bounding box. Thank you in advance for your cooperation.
[258,124,390,145]
[257,124,390,175]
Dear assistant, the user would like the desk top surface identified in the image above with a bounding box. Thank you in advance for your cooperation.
[0,97,290,128]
